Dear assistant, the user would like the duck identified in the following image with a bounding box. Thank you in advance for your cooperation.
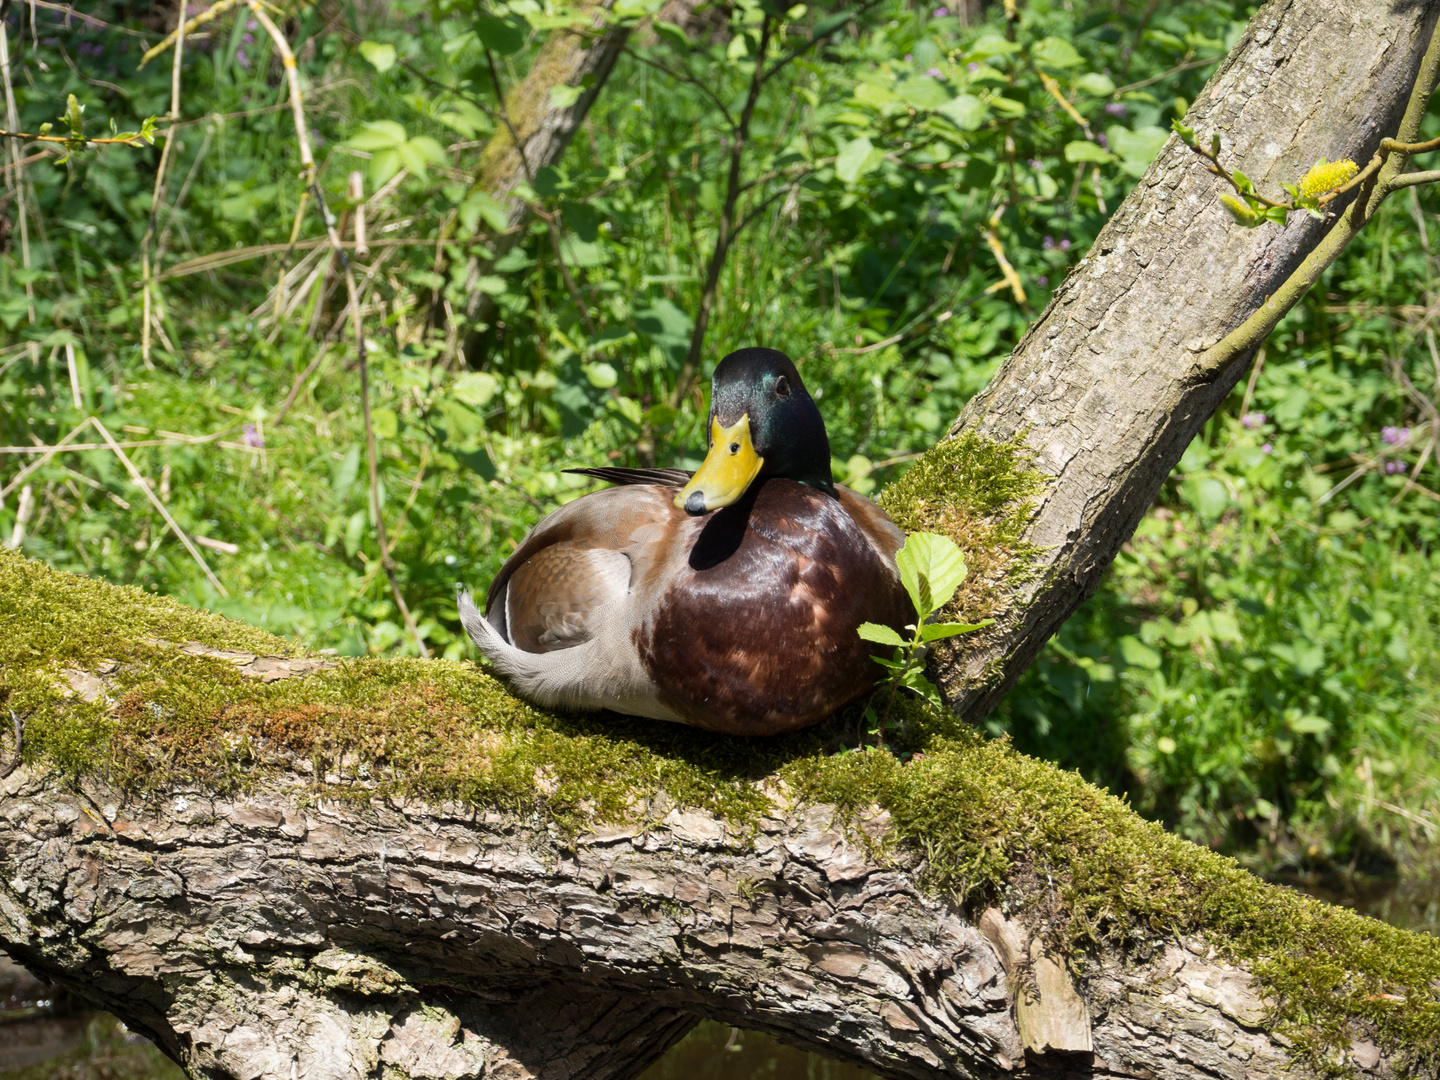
[457,346,911,736]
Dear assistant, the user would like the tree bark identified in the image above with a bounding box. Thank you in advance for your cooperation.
[930,0,1440,716]
[0,752,1334,1080]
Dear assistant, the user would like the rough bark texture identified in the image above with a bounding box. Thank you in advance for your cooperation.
[935,0,1440,716]
[0,764,1353,1080]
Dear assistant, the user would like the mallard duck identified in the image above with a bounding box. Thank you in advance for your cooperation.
[458,347,910,736]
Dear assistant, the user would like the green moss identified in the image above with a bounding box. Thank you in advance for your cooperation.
[4,548,1439,1074]
[876,431,1048,693]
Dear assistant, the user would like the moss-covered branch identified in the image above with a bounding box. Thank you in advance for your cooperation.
[2,548,1436,1077]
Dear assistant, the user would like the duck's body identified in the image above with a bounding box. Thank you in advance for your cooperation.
[459,348,910,736]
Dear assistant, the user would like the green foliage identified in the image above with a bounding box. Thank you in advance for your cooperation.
[859,530,991,735]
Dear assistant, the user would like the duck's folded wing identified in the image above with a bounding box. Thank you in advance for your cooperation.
[563,466,691,488]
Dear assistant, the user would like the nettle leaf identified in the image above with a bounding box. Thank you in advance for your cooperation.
[896,532,968,618]
[347,120,407,151]
[936,94,987,132]
[359,41,397,73]
[474,13,527,55]
[453,371,499,408]
[858,622,906,647]
[1031,36,1083,68]
[1064,139,1112,164]
[920,619,992,642]
[835,136,884,184]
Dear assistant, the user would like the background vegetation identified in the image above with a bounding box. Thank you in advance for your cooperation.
[2,0,1437,898]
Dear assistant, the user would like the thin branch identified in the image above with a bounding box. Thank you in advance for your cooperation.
[1196,14,1440,377]
[670,15,775,408]
[141,3,187,366]
[760,0,888,87]
[1385,167,1440,191]
[89,418,228,598]
[246,0,429,658]
[138,0,244,67]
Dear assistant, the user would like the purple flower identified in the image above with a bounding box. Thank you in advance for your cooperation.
[1059,238,1071,251]
[1386,460,1406,475]
[1096,133,1109,150]
[904,53,913,62]
[967,61,979,72]
[235,47,251,69]
[241,424,264,449]
[1381,425,1410,445]
[1028,158,1043,169]
[933,6,949,15]
[1261,443,1273,454]
[1042,235,1055,250]
[1105,102,1127,117]
[1037,275,1049,285]
[242,31,255,44]
[927,67,942,77]
[1241,412,1266,429]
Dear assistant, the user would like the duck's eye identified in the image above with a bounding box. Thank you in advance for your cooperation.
[775,376,791,397]
[729,442,740,454]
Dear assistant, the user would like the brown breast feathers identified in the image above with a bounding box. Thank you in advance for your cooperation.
[638,478,911,735]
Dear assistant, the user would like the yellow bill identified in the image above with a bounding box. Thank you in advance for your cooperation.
[676,414,765,515]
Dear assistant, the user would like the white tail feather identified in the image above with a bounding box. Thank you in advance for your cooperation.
[457,590,682,722]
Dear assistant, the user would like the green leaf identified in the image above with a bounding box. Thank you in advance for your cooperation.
[1230,168,1254,195]
[581,362,618,388]
[358,41,397,73]
[920,619,992,642]
[1181,476,1229,520]
[1119,636,1162,670]
[1031,36,1083,68]
[453,372,499,408]
[370,407,398,440]
[898,76,951,111]
[653,20,691,49]
[474,13,527,54]
[857,622,906,647]
[1289,714,1332,736]
[853,82,897,108]
[1074,72,1115,96]
[936,94,987,131]
[895,531,967,617]
[347,120,407,151]
[459,190,509,234]
[549,84,584,109]
[835,136,883,184]
[1064,139,1113,164]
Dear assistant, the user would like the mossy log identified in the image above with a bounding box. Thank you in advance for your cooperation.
[4,551,1439,1079]
[923,0,1440,716]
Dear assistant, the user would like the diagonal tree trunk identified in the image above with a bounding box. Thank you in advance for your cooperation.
[916,0,1440,717]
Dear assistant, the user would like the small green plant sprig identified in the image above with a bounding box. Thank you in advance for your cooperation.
[1171,120,1361,227]
[0,94,158,164]
[858,532,992,748]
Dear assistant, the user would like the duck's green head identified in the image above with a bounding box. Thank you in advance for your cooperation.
[677,347,835,516]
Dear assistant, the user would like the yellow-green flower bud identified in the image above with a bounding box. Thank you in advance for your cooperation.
[1297,158,1358,199]
[1219,193,1260,226]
